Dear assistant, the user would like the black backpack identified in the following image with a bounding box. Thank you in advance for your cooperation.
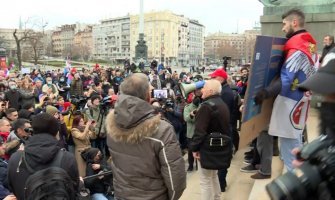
[23,150,77,200]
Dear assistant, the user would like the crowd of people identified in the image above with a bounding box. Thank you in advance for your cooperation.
[0,7,334,200]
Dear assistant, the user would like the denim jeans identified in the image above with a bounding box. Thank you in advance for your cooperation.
[92,193,108,200]
[279,136,302,171]
[199,167,221,200]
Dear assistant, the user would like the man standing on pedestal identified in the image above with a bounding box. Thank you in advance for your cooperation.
[255,8,318,171]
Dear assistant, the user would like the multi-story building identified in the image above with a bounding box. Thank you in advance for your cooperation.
[188,19,205,66]
[92,16,130,62]
[51,30,62,56]
[130,10,204,66]
[130,11,179,65]
[0,28,32,58]
[51,23,90,57]
[244,28,261,63]
[205,28,260,65]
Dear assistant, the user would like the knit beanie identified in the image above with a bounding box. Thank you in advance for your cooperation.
[46,105,59,116]
[32,113,59,136]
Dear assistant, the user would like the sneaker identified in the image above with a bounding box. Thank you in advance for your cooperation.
[240,164,258,173]
[250,172,271,179]
[243,158,253,165]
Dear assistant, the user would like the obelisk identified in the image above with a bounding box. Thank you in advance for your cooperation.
[135,0,148,62]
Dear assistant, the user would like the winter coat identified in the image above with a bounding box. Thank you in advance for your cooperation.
[70,78,84,96]
[18,88,36,106]
[106,94,186,200]
[190,95,230,152]
[0,158,10,200]
[71,127,96,177]
[183,103,197,139]
[7,134,79,200]
[4,89,21,110]
[82,148,112,195]
[85,106,107,138]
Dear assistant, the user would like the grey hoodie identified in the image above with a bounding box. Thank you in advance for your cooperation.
[106,94,186,200]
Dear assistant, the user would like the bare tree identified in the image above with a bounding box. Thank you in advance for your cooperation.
[13,28,34,70]
[216,44,239,60]
[13,17,47,70]
[28,32,44,65]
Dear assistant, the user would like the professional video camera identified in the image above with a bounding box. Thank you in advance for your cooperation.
[99,95,118,111]
[70,95,88,111]
[266,135,335,200]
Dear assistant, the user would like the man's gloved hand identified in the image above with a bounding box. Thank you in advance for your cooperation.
[254,89,269,105]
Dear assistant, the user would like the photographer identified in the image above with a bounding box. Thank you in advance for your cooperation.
[85,95,107,156]
[266,48,335,200]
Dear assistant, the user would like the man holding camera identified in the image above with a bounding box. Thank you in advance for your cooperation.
[85,95,107,155]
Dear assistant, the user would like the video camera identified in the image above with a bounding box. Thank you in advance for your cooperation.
[266,135,335,200]
[70,95,88,111]
[99,95,118,111]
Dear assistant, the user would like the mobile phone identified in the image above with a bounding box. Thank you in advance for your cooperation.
[152,89,168,99]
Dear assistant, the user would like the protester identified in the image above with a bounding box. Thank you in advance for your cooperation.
[7,113,79,200]
[190,80,231,200]
[71,115,96,177]
[106,73,186,200]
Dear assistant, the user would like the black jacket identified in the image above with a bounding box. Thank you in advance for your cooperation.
[190,95,230,152]
[4,89,21,110]
[221,83,234,127]
[0,158,10,199]
[7,134,79,200]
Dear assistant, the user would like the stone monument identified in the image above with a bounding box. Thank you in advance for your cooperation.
[135,0,148,62]
[259,0,335,48]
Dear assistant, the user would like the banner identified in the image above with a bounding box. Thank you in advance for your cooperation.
[239,36,287,148]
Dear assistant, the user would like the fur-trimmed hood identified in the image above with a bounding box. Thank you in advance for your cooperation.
[106,94,161,144]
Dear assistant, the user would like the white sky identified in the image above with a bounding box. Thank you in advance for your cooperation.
[0,0,264,35]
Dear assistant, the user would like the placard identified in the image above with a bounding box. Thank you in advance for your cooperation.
[239,36,287,149]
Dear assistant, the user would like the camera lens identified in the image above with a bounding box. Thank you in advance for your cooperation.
[266,164,322,200]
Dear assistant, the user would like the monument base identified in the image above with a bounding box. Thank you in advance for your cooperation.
[261,5,335,46]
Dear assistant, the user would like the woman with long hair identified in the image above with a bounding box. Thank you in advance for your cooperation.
[19,78,37,106]
[71,115,96,177]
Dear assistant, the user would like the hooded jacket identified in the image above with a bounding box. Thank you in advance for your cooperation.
[106,94,186,200]
[7,134,79,200]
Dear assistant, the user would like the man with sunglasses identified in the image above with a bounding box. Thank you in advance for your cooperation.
[6,119,32,156]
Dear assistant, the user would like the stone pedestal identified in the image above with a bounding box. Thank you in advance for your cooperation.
[261,5,335,48]
[135,33,148,62]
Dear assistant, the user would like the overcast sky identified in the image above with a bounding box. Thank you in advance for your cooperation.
[0,0,264,35]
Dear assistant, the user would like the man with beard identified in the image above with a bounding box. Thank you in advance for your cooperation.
[255,8,318,172]
[319,35,335,64]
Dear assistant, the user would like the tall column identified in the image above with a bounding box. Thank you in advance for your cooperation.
[139,0,144,34]
[135,0,148,62]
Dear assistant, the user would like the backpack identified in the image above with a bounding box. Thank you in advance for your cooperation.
[199,102,233,170]
[23,150,77,200]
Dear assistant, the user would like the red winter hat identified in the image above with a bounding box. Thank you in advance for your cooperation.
[209,68,228,80]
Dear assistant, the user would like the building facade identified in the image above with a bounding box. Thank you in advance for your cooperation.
[204,28,260,65]
[92,16,130,62]
[130,11,204,66]
[188,19,205,66]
